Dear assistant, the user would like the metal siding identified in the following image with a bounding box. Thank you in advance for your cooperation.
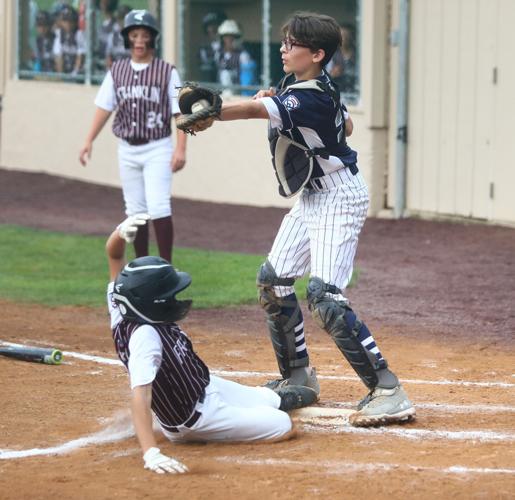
[491,0,515,222]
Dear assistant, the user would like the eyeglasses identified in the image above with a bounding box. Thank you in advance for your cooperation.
[280,37,312,52]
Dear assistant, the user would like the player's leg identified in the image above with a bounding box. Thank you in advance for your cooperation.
[257,201,319,394]
[169,376,316,443]
[142,139,174,262]
[305,183,415,426]
[118,142,149,257]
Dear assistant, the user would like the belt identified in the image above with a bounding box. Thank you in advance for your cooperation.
[125,137,149,146]
[166,391,205,433]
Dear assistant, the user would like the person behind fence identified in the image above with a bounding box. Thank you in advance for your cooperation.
[105,5,132,68]
[326,23,357,95]
[53,5,86,75]
[94,0,118,72]
[105,215,318,474]
[216,19,256,96]
[198,11,225,82]
[34,10,56,73]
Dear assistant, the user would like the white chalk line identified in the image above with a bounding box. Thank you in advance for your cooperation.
[2,341,514,389]
[0,412,134,460]
[216,457,515,476]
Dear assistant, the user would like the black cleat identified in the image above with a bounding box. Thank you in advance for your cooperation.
[277,385,318,412]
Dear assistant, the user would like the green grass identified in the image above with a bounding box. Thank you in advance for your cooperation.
[0,225,356,309]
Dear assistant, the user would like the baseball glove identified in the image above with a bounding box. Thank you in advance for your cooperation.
[176,83,222,135]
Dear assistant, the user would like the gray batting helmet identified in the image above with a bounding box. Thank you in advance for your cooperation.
[121,9,159,49]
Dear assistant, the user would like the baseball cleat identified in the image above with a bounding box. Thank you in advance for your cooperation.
[277,385,319,412]
[264,367,320,397]
[348,384,416,427]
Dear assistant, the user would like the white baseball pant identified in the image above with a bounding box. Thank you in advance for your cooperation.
[118,137,174,219]
[268,169,369,299]
[161,375,292,442]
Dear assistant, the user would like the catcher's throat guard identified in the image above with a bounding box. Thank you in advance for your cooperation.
[269,130,314,198]
[268,79,340,198]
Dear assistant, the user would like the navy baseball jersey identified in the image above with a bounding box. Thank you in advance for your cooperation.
[36,33,55,72]
[111,58,174,142]
[268,72,358,179]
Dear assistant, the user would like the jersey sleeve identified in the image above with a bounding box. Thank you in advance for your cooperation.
[260,91,315,131]
[94,71,117,111]
[128,325,163,389]
[169,68,182,115]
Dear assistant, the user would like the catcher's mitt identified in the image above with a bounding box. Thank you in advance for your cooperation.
[176,83,222,135]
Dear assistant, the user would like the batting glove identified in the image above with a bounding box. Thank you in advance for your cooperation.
[117,214,150,243]
[143,447,189,474]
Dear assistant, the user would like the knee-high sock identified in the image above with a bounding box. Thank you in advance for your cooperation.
[133,221,149,257]
[153,216,173,263]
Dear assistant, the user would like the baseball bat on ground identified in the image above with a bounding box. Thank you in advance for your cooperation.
[0,345,63,365]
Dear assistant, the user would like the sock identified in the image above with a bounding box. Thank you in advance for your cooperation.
[153,216,173,263]
[133,220,149,257]
[281,293,308,361]
[345,309,384,362]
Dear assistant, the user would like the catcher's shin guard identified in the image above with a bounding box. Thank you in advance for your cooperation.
[307,277,398,390]
[257,261,309,378]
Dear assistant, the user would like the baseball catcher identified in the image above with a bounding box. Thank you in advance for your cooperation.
[176,83,222,135]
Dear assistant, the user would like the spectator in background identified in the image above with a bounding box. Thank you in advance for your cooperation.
[106,5,132,68]
[94,0,118,72]
[53,5,86,75]
[198,11,226,82]
[34,10,56,73]
[327,23,357,95]
[217,19,256,96]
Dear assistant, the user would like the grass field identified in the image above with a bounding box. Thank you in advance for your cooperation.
[0,225,336,309]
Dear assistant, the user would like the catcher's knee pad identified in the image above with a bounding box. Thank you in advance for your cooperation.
[257,261,309,378]
[307,277,398,389]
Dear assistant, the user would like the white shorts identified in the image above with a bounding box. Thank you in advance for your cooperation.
[118,137,174,219]
[161,375,292,442]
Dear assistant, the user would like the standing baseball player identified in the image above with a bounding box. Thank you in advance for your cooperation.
[106,215,317,474]
[79,9,186,263]
[179,12,415,426]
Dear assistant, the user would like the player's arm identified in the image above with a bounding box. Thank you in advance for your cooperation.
[171,120,187,172]
[345,114,353,137]
[79,107,112,166]
[129,328,188,474]
[219,99,269,121]
[106,215,150,280]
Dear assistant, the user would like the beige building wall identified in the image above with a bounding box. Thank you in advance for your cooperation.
[0,1,389,213]
[399,0,515,225]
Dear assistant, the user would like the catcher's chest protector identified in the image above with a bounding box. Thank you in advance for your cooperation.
[268,80,342,198]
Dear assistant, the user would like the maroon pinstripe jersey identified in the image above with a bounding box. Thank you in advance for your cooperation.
[112,320,210,430]
[111,58,173,142]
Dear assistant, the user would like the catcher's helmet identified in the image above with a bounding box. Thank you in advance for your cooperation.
[113,256,192,324]
[218,19,242,38]
[121,9,159,49]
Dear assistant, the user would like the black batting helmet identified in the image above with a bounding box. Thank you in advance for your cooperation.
[121,9,159,49]
[202,11,226,33]
[113,257,192,324]
[60,5,78,23]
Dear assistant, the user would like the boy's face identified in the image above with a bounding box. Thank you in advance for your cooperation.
[128,28,153,57]
[280,35,324,76]
[36,24,50,35]
[61,19,74,33]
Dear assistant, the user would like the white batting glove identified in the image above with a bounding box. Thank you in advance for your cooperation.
[117,214,150,243]
[143,447,189,474]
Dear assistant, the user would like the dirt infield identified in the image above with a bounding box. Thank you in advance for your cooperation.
[0,169,514,499]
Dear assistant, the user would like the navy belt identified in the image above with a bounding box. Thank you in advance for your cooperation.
[166,391,205,433]
[125,137,149,146]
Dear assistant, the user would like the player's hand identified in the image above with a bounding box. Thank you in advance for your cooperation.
[171,149,186,172]
[143,447,189,474]
[117,214,150,243]
[253,87,276,100]
[79,142,93,166]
